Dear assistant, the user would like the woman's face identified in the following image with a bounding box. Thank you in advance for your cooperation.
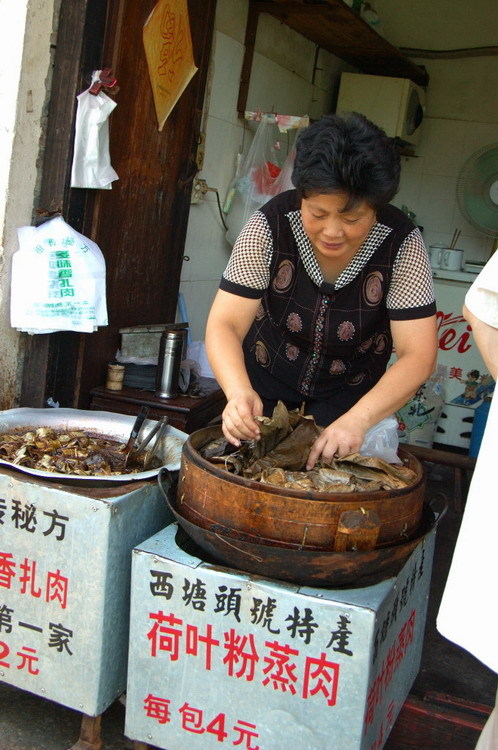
[301,192,377,267]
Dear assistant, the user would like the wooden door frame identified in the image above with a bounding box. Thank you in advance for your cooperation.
[21,0,217,409]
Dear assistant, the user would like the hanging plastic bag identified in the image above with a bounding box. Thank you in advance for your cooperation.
[224,113,309,245]
[10,216,108,334]
[70,70,119,189]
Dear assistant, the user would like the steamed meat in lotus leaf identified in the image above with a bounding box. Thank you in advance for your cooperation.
[199,402,417,492]
[0,427,152,476]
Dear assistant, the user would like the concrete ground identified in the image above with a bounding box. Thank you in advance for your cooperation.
[0,464,495,750]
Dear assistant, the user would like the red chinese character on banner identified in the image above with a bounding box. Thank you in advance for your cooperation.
[144,693,171,724]
[16,646,39,675]
[386,699,395,726]
[223,629,259,681]
[449,366,463,381]
[46,568,68,609]
[233,719,259,749]
[179,701,204,733]
[0,552,16,589]
[19,558,42,598]
[262,640,299,694]
[148,610,183,659]
[303,651,340,706]
[396,609,415,668]
[185,622,220,670]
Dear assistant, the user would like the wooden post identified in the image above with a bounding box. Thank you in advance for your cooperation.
[68,713,103,750]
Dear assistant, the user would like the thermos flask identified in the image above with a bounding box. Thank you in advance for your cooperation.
[155,328,187,398]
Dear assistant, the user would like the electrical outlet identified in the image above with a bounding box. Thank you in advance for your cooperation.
[191,178,208,204]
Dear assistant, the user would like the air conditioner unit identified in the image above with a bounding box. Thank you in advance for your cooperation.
[336,72,426,146]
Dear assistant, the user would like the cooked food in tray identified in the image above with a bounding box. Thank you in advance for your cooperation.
[0,426,151,476]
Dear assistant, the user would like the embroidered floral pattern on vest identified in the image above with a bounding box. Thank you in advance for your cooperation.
[272,259,295,292]
[255,340,270,366]
[286,344,299,361]
[363,271,384,306]
[286,312,303,332]
[337,321,355,341]
[330,359,346,375]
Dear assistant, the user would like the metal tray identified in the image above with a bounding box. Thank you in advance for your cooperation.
[0,407,188,483]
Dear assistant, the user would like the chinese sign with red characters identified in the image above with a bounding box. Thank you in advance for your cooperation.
[0,471,167,716]
[125,523,435,750]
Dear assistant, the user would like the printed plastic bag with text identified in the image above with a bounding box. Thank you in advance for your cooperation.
[10,216,108,334]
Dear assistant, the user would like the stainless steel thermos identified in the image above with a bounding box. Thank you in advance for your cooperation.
[155,328,187,398]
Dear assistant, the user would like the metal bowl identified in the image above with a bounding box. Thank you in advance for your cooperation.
[0,407,188,484]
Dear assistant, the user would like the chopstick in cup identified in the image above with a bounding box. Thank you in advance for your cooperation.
[450,229,461,249]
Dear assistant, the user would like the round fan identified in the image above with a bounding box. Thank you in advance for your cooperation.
[456,143,498,237]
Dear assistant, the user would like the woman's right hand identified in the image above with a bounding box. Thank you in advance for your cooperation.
[222,386,263,446]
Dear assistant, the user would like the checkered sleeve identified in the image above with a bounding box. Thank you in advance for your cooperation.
[387,228,436,319]
[221,211,272,295]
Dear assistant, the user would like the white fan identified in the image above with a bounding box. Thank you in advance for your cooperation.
[456,143,498,241]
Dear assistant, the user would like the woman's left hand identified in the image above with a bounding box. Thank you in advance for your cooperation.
[306,412,369,469]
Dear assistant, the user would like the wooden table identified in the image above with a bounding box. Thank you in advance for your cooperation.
[89,383,225,434]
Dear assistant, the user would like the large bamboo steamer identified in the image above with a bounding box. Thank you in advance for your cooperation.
[177,426,426,550]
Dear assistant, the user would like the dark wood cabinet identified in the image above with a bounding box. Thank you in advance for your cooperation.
[89,384,225,434]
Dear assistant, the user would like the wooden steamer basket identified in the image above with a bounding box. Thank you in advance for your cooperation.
[177,426,426,552]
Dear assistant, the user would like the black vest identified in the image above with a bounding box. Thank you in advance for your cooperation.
[243,190,417,403]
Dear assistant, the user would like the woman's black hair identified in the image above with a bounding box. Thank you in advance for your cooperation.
[291,112,401,212]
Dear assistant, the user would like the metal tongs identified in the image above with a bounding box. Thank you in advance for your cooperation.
[123,406,150,467]
[126,414,170,470]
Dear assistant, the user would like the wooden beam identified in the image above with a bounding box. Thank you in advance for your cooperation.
[237,4,261,117]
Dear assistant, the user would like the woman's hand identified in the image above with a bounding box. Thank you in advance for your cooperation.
[306,316,438,470]
[306,412,369,469]
[205,290,264,446]
[222,386,263,446]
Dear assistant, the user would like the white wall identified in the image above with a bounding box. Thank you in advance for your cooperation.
[0,0,58,407]
[179,0,348,342]
[376,0,498,263]
[180,0,498,345]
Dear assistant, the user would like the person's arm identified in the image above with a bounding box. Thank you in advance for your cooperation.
[205,289,263,445]
[306,314,438,468]
[463,303,498,380]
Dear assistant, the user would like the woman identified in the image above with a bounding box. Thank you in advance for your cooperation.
[206,113,437,468]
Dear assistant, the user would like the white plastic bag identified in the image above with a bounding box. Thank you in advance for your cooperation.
[360,416,401,464]
[70,71,119,189]
[396,365,447,448]
[10,216,108,334]
[224,116,302,245]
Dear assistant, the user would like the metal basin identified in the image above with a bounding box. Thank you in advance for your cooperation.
[0,407,188,484]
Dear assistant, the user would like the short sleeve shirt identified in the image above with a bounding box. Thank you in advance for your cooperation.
[220,190,436,404]
[465,250,498,329]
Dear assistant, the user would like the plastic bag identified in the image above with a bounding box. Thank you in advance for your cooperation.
[70,71,119,189]
[224,115,307,245]
[360,416,401,464]
[10,216,108,334]
[396,365,447,448]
